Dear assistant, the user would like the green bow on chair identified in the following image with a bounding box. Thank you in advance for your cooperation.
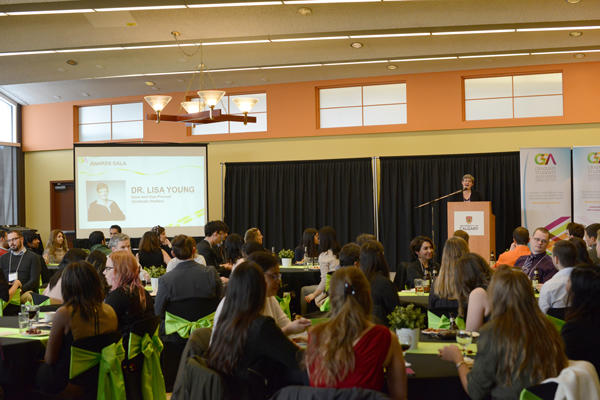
[319,297,330,312]
[128,329,166,400]
[164,311,214,339]
[276,293,292,319]
[0,289,21,317]
[69,339,126,400]
[427,311,465,330]
[546,314,565,332]
[519,388,543,400]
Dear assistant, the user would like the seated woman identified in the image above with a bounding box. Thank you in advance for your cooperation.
[152,225,172,255]
[43,248,89,304]
[306,267,407,399]
[36,261,118,394]
[43,229,68,264]
[223,233,245,271]
[86,250,109,295]
[104,251,154,335]
[303,226,340,309]
[561,266,600,376]
[404,235,440,289]
[213,251,310,336]
[137,231,171,269]
[294,228,319,264]
[428,237,469,315]
[454,253,491,332]
[440,266,567,400]
[207,261,304,399]
[359,240,399,326]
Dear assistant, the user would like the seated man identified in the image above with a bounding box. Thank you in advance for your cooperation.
[88,230,111,256]
[196,220,228,269]
[584,223,600,265]
[108,233,131,253]
[538,240,577,314]
[0,230,9,257]
[0,230,41,295]
[494,226,531,268]
[514,227,557,284]
[109,224,122,238]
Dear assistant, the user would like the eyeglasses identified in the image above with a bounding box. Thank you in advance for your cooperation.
[265,273,282,280]
[532,237,548,244]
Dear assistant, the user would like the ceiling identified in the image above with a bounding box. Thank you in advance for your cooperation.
[1,0,599,105]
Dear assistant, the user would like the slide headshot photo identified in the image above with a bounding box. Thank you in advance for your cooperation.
[87,181,126,221]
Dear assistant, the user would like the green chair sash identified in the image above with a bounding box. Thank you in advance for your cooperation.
[519,389,543,400]
[319,297,330,312]
[427,311,465,330]
[0,289,21,317]
[128,329,166,400]
[69,339,126,400]
[276,293,292,319]
[164,311,214,339]
[546,314,565,332]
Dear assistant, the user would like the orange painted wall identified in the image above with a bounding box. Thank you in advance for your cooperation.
[22,61,600,152]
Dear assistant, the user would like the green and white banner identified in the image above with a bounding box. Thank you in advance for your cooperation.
[573,146,600,226]
[520,147,572,248]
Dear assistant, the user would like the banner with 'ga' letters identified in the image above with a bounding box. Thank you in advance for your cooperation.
[520,147,571,249]
[573,146,600,226]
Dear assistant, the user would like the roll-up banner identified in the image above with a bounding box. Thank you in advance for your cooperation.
[573,146,600,226]
[520,147,572,249]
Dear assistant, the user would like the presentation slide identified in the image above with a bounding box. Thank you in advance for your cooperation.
[75,144,207,239]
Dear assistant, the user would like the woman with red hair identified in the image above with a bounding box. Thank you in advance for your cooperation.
[104,251,154,334]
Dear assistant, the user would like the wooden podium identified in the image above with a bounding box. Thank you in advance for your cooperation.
[447,202,495,260]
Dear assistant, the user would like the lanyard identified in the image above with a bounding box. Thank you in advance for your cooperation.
[9,252,24,275]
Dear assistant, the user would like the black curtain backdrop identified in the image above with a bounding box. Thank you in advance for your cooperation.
[379,152,520,271]
[224,158,374,252]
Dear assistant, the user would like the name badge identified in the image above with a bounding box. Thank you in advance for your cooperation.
[8,272,17,282]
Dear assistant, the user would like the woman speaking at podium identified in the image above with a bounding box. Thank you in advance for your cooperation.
[452,174,483,202]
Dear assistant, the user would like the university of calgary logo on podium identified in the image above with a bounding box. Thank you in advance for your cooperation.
[466,216,473,224]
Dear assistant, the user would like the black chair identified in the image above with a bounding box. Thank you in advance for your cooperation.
[161,297,220,392]
[521,382,558,400]
[123,315,161,400]
[393,262,409,291]
[173,355,224,400]
[272,385,390,400]
[547,307,568,321]
[69,331,123,400]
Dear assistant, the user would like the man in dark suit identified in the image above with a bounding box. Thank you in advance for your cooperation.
[154,234,223,318]
[196,220,229,269]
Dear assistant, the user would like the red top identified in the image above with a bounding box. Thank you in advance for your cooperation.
[309,324,391,391]
[0,248,7,257]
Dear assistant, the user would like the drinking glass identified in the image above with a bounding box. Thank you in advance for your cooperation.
[422,279,430,293]
[414,279,424,293]
[456,330,473,356]
[18,312,30,333]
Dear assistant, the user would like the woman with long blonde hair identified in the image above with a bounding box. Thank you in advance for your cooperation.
[440,266,567,399]
[43,229,68,264]
[306,268,407,399]
[428,236,469,312]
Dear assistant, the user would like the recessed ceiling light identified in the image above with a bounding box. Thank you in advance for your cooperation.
[574,53,586,58]
[386,64,398,70]
[144,81,155,86]
[566,0,580,3]
[350,42,363,49]
[297,7,312,16]
[65,59,78,66]
[569,31,583,37]
[126,22,137,27]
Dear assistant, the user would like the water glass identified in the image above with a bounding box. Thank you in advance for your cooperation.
[23,304,40,323]
[422,279,430,293]
[18,312,30,333]
[414,279,424,293]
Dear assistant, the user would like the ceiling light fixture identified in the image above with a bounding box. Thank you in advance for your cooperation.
[95,5,186,11]
[271,36,349,42]
[350,42,363,48]
[386,64,397,70]
[323,59,388,65]
[432,29,515,36]
[6,8,94,15]
[531,49,600,55]
[202,39,270,46]
[569,31,583,37]
[261,63,322,69]
[517,25,600,32]
[574,53,585,58]
[297,7,312,15]
[187,1,282,7]
[349,32,430,38]
[144,81,156,86]
[144,33,258,125]
[390,56,458,62]
[65,59,78,65]
[566,0,581,3]
[458,52,530,59]
[283,0,378,3]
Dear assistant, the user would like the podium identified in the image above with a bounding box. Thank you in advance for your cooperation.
[447,202,495,260]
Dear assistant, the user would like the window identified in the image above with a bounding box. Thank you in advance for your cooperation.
[191,93,267,136]
[319,83,407,129]
[78,102,143,142]
[464,73,563,121]
[0,95,17,143]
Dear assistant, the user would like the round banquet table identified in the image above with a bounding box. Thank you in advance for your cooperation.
[0,316,48,396]
[280,266,321,316]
